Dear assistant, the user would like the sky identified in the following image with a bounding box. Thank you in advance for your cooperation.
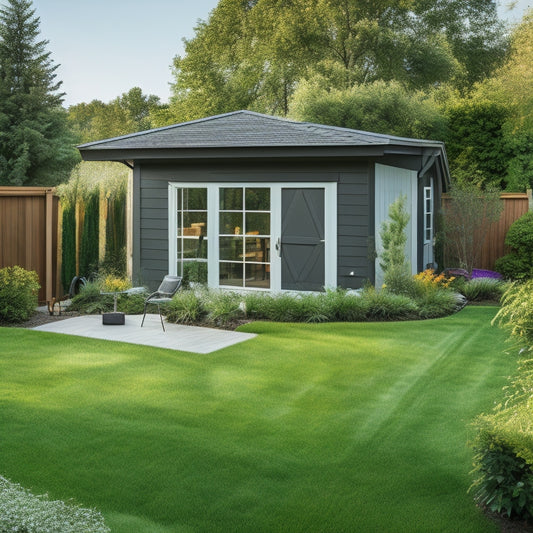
[35,0,532,109]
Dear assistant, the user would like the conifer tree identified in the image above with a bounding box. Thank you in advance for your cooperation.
[0,0,78,186]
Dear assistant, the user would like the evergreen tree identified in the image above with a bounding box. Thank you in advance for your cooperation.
[0,0,78,186]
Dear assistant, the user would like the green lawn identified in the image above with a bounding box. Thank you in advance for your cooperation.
[0,307,517,532]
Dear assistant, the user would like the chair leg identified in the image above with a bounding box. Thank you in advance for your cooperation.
[141,302,148,327]
[158,304,165,332]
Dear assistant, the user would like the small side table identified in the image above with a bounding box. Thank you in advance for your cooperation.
[101,287,145,325]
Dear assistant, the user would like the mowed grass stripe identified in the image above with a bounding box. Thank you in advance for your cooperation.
[0,307,514,532]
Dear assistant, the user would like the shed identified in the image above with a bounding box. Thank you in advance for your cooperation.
[78,110,450,292]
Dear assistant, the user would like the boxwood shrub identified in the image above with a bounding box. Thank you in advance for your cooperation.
[0,266,40,323]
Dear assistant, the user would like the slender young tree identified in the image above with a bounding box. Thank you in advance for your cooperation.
[0,0,78,186]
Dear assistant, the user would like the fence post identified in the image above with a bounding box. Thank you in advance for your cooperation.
[527,189,532,212]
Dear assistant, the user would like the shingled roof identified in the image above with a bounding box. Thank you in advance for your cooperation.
[78,110,445,151]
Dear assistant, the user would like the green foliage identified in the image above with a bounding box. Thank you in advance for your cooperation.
[442,184,503,272]
[493,280,533,350]
[379,195,410,276]
[69,282,113,314]
[67,87,162,143]
[470,432,533,520]
[290,80,446,139]
[0,0,79,186]
[183,261,208,286]
[383,264,418,297]
[102,180,127,277]
[495,212,533,280]
[79,190,100,278]
[167,0,506,122]
[362,287,419,321]
[61,203,77,292]
[443,98,510,189]
[0,266,39,323]
[459,278,507,302]
[471,280,533,522]
[0,475,110,533]
[165,290,205,324]
[415,289,459,319]
[203,290,243,327]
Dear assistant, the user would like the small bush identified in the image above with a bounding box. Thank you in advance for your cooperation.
[203,290,243,327]
[415,289,459,319]
[117,291,147,314]
[166,290,205,324]
[383,264,418,297]
[493,280,533,349]
[495,212,533,280]
[363,287,418,321]
[0,475,110,533]
[0,266,40,323]
[460,278,507,302]
[470,430,533,520]
[69,282,114,314]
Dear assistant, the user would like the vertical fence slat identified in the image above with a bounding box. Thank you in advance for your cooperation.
[442,192,530,271]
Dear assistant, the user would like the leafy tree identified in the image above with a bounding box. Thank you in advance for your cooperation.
[442,97,510,189]
[473,10,533,191]
[68,87,161,143]
[290,79,446,139]
[167,0,507,122]
[0,0,78,186]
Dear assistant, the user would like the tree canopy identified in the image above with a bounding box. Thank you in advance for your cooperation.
[0,0,78,186]
[68,87,162,143]
[166,0,507,122]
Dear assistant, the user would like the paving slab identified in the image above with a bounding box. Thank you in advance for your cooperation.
[32,314,256,354]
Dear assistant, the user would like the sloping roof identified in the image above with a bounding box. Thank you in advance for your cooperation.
[78,110,445,151]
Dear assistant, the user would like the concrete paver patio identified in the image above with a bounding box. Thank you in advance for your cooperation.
[32,314,256,354]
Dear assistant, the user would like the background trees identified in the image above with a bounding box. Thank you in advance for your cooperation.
[0,0,78,186]
[166,0,507,123]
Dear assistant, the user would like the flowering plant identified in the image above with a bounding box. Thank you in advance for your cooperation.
[414,269,455,291]
[99,275,131,292]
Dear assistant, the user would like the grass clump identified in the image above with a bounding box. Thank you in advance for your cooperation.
[165,289,204,324]
[0,476,109,533]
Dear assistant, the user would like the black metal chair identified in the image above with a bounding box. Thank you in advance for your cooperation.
[141,275,182,331]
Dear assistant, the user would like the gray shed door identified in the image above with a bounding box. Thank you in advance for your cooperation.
[281,188,325,291]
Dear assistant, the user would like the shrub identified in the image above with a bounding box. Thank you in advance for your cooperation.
[415,289,459,319]
[165,290,205,324]
[493,280,533,349]
[383,264,418,297]
[79,190,100,278]
[495,212,533,280]
[61,203,77,292]
[69,282,114,314]
[0,475,110,533]
[117,291,147,315]
[0,266,40,323]
[379,194,410,276]
[470,281,533,522]
[203,290,243,327]
[362,287,418,321]
[470,428,533,520]
[460,278,507,302]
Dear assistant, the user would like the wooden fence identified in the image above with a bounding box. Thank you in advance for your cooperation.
[442,191,532,271]
[0,187,59,304]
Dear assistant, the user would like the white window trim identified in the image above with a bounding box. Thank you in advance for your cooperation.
[169,182,337,292]
[423,184,433,244]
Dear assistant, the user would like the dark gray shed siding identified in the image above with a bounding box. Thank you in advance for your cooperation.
[134,160,372,290]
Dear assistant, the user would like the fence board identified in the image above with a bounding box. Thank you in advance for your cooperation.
[0,187,59,304]
[442,192,530,271]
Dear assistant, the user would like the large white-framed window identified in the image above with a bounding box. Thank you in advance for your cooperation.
[169,182,336,291]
